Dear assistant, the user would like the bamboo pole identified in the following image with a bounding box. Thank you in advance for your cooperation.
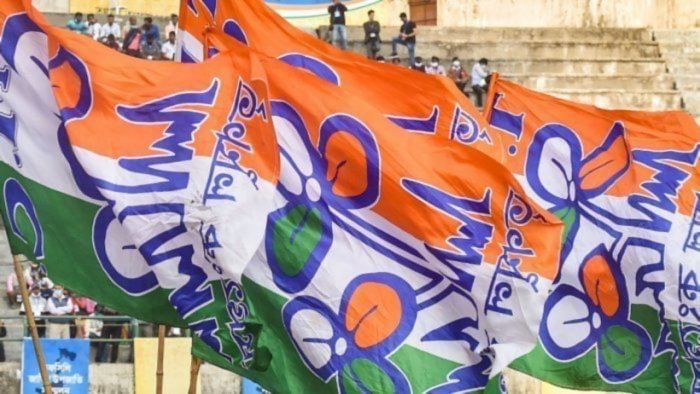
[14,255,52,393]
[188,354,202,394]
[156,325,166,394]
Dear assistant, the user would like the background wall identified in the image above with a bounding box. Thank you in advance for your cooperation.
[32,0,700,28]
[437,0,700,29]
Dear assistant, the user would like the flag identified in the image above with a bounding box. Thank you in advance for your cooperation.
[0,1,181,325]
[0,2,563,393]
[176,0,508,161]
[484,74,700,393]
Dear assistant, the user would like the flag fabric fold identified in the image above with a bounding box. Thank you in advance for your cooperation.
[484,74,700,393]
[177,0,510,163]
[0,2,564,393]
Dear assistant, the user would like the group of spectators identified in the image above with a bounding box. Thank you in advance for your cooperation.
[6,261,130,363]
[326,2,491,107]
[65,12,179,61]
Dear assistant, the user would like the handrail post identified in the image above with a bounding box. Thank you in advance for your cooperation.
[156,324,166,394]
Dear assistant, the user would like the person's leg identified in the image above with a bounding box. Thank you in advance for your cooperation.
[339,25,348,50]
[46,323,56,338]
[391,37,400,54]
[109,326,120,363]
[407,42,415,67]
[473,85,484,107]
[6,291,15,307]
[60,324,70,339]
[331,25,340,48]
[36,319,46,338]
[96,324,113,362]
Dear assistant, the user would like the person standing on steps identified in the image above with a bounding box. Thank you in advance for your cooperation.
[328,0,348,50]
[471,58,490,108]
[363,10,381,59]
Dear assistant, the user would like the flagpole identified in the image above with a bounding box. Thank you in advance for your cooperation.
[14,255,52,393]
[156,324,166,394]
[188,354,202,394]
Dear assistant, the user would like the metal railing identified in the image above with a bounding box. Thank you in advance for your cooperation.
[0,314,187,343]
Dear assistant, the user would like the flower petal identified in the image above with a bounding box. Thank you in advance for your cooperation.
[525,124,582,207]
[582,253,620,317]
[345,281,403,349]
[597,322,653,383]
[290,308,335,370]
[540,285,597,359]
[579,122,630,197]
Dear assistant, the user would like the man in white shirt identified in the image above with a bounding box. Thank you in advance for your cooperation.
[100,14,121,43]
[21,286,47,337]
[86,14,102,41]
[165,14,178,38]
[47,285,74,339]
[161,31,177,61]
[471,58,490,108]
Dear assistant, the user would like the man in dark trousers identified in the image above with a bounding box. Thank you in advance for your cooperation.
[391,12,417,67]
[328,0,348,50]
[363,10,381,59]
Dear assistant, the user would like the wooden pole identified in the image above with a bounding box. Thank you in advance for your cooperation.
[188,354,202,394]
[14,255,52,393]
[156,324,166,394]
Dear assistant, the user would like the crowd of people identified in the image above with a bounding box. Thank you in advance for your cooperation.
[325,2,492,107]
[65,12,179,61]
[6,260,144,363]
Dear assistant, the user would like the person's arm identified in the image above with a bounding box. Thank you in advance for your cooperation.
[328,5,333,14]
[341,4,347,12]
[408,23,417,37]
[38,299,47,315]
[61,298,74,314]
[47,298,59,315]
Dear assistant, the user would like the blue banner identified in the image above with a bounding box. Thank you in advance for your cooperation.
[22,338,90,394]
[242,378,267,394]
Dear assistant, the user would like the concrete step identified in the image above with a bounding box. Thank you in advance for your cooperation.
[322,26,652,43]
[504,74,675,91]
[653,29,700,43]
[490,59,667,75]
[359,41,661,61]
[385,58,667,76]
[542,89,682,111]
[682,91,700,112]
[668,63,700,75]
[674,76,700,91]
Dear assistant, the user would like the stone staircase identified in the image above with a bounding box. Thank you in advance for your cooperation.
[332,26,683,112]
[0,224,22,361]
[654,30,700,124]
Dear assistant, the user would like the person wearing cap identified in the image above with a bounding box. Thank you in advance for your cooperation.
[21,286,47,337]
